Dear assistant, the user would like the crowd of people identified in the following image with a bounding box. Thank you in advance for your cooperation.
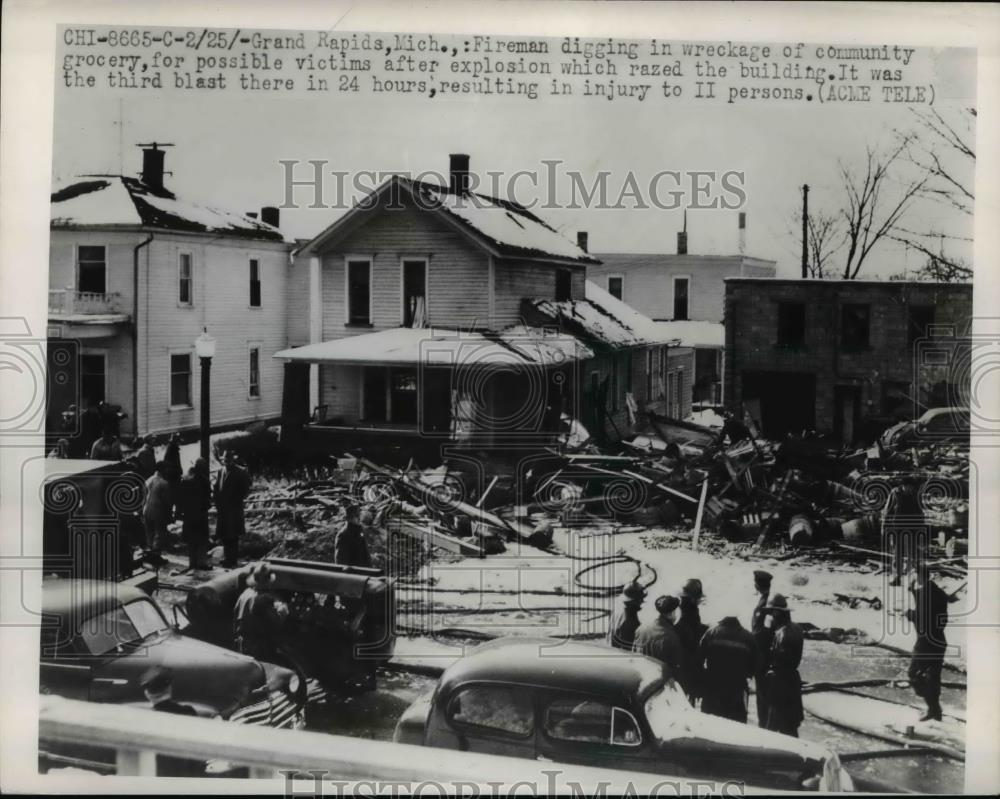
[609,563,949,732]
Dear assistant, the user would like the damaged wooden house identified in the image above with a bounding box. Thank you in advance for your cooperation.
[276,154,692,462]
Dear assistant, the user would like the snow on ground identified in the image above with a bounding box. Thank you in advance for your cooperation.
[687,408,725,428]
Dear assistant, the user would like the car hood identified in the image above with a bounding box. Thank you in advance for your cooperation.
[94,630,266,715]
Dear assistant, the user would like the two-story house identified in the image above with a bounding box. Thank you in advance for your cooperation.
[587,218,776,404]
[275,155,692,456]
[47,145,294,445]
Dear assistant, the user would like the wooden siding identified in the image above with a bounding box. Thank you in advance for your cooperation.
[493,259,586,328]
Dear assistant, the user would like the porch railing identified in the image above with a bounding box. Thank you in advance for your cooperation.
[48,289,124,315]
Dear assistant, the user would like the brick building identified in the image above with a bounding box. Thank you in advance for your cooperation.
[723,278,973,443]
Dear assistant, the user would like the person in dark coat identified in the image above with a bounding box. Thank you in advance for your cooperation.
[334,504,372,569]
[78,401,103,458]
[750,569,774,727]
[140,666,203,777]
[90,427,124,461]
[882,478,926,586]
[214,450,251,568]
[142,461,173,562]
[906,564,949,721]
[234,564,288,661]
[762,594,805,737]
[632,595,684,687]
[719,410,751,446]
[699,615,758,723]
[675,578,708,705]
[607,581,646,651]
[134,435,157,479]
[179,458,212,570]
[163,433,183,481]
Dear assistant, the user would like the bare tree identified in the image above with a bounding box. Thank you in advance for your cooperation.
[838,139,927,280]
[889,108,975,280]
[791,208,843,278]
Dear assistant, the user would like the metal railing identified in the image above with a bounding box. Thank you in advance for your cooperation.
[48,289,124,315]
[37,696,739,791]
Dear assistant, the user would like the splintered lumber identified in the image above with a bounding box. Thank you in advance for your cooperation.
[578,463,698,504]
[355,458,534,540]
[390,518,485,558]
[691,478,709,550]
[476,476,499,508]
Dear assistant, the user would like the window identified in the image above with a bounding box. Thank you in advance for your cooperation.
[543,697,641,746]
[607,275,624,301]
[347,259,372,324]
[170,353,192,407]
[908,305,934,347]
[556,269,572,301]
[447,685,534,737]
[78,600,169,657]
[840,304,871,351]
[776,302,805,348]
[249,259,262,307]
[672,277,689,321]
[79,353,106,406]
[402,259,427,327]
[178,253,193,305]
[390,368,418,424]
[77,245,106,294]
[248,346,260,399]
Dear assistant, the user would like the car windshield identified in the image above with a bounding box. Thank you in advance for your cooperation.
[643,680,695,741]
[79,599,169,656]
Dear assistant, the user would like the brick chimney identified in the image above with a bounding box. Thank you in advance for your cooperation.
[261,206,280,228]
[137,142,172,193]
[677,210,688,255]
[449,153,470,194]
[577,231,589,253]
[738,212,746,255]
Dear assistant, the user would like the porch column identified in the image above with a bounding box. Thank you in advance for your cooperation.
[308,256,322,412]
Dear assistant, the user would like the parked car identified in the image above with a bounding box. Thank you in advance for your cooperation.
[39,578,305,772]
[394,638,865,792]
[879,407,970,448]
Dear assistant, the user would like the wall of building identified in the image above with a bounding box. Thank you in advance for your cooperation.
[589,254,776,323]
[724,279,973,437]
[493,259,586,328]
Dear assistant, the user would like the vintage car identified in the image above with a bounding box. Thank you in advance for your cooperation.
[39,578,305,771]
[394,638,867,792]
[880,407,970,448]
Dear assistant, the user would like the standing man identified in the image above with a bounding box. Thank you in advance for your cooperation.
[762,594,805,737]
[134,435,157,479]
[906,564,949,721]
[632,595,684,687]
[179,458,212,571]
[607,582,646,652]
[882,477,925,586]
[334,503,372,569]
[750,569,774,727]
[90,427,124,461]
[140,666,203,776]
[234,564,288,662]
[142,461,173,564]
[699,615,757,723]
[675,578,708,705]
[214,450,251,568]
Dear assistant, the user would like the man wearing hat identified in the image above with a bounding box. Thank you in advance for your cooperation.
[234,563,288,661]
[632,595,684,687]
[750,569,774,727]
[675,578,708,704]
[141,666,202,776]
[334,503,372,569]
[698,614,757,723]
[607,581,646,651]
[762,594,805,736]
[214,449,252,568]
[906,563,948,721]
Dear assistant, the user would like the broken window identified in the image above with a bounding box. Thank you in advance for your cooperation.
[248,346,260,398]
[607,275,624,301]
[840,304,870,351]
[77,245,106,294]
[543,697,641,746]
[448,685,534,737]
[347,259,371,325]
[402,259,427,327]
[178,253,193,306]
[249,258,262,307]
[776,302,805,348]
[673,277,689,321]
[80,353,106,406]
[170,352,192,407]
[556,269,572,301]
[908,305,935,347]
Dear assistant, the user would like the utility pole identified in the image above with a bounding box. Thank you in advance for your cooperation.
[801,184,809,278]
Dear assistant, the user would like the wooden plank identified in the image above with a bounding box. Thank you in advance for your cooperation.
[476,476,499,508]
[391,518,485,558]
[692,479,709,551]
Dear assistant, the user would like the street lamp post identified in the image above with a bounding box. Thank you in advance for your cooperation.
[194,329,216,463]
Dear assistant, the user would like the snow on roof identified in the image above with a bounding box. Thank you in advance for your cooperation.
[531,280,684,350]
[410,179,596,264]
[274,326,592,367]
[652,320,725,348]
[51,176,288,242]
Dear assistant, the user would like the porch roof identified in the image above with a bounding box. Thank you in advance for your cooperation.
[274,326,593,368]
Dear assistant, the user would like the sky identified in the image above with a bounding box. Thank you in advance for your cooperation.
[51,39,976,280]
